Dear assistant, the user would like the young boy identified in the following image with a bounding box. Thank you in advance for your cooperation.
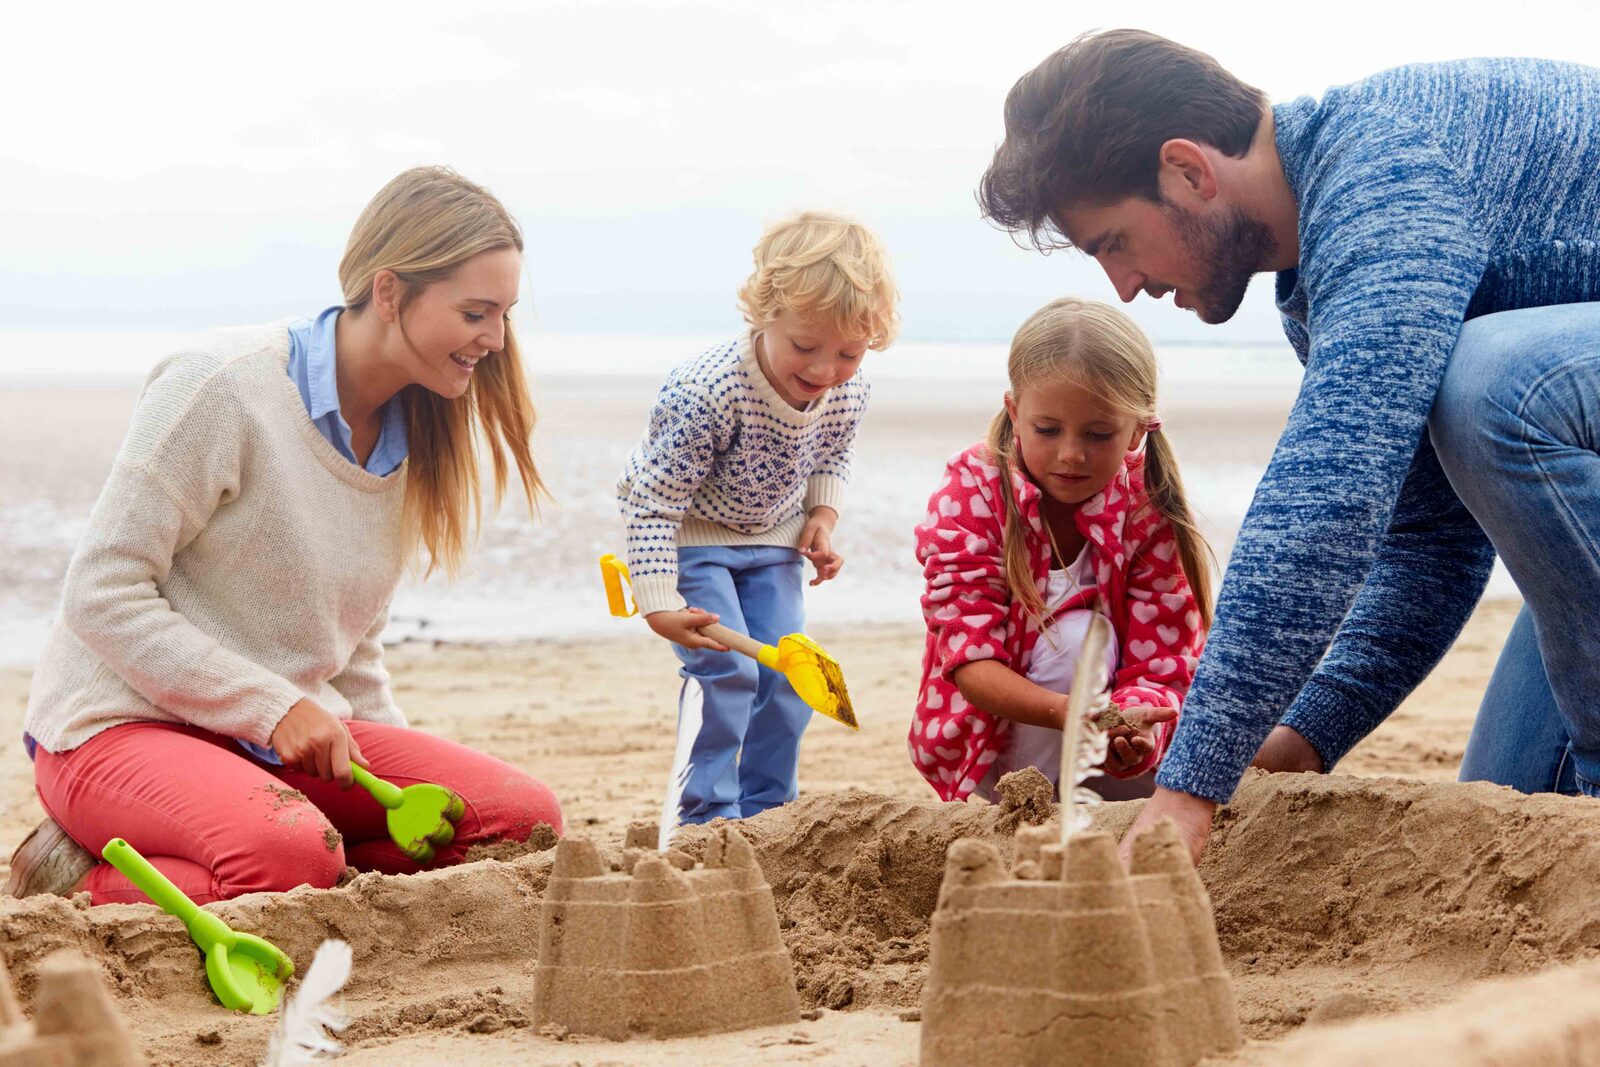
[617,211,898,824]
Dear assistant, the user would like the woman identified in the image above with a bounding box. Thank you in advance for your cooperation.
[6,167,563,904]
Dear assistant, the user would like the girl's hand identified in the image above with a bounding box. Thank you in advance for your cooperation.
[645,607,729,651]
[799,507,843,586]
[1100,705,1177,774]
[269,699,370,788]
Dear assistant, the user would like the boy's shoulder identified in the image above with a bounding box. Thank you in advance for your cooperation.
[662,336,748,392]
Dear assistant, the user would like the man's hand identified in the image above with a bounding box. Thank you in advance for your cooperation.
[1100,705,1178,774]
[645,607,729,651]
[798,506,843,586]
[269,699,370,788]
[1251,724,1325,773]
[1118,786,1217,868]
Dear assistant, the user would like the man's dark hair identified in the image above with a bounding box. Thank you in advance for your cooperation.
[977,29,1268,250]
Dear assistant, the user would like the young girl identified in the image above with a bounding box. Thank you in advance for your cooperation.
[7,167,563,904]
[618,211,898,825]
[909,297,1211,801]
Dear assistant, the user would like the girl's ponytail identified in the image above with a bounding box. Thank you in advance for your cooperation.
[986,407,1047,626]
[1141,429,1215,628]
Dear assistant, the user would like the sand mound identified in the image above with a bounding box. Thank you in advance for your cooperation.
[2,773,1600,1062]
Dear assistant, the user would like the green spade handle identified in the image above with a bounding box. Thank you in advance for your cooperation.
[102,838,231,952]
[350,764,404,809]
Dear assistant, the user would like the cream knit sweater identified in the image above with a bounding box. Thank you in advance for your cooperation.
[24,324,409,754]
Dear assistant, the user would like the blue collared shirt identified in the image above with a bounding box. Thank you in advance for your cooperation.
[288,306,409,477]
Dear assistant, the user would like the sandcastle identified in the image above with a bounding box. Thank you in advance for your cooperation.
[531,824,801,1040]
[920,820,1241,1067]
[0,951,142,1067]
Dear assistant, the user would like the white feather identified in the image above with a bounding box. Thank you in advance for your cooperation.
[1059,614,1113,849]
[659,676,704,851]
[264,939,353,1066]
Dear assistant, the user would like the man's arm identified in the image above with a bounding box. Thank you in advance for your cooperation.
[1278,433,1495,768]
[1155,105,1492,805]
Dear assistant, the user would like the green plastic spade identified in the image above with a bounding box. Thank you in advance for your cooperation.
[101,838,293,1015]
[350,764,465,864]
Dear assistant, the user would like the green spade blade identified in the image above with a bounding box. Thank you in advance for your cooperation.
[102,838,294,1015]
[350,765,466,864]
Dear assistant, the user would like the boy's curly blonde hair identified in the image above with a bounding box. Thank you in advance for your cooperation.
[736,211,899,349]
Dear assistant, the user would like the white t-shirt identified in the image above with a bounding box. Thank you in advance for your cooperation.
[976,545,1118,800]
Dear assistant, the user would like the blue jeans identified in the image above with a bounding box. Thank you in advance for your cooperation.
[666,545,812,823]
[1431,302,1600,797]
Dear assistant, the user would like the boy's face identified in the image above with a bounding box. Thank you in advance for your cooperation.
[755,309,869,409]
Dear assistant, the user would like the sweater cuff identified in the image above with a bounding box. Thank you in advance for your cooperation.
[1153,708,1267,805]
[239,678,312,748]
[633,573,688,616]
[804,474,848,516]
[1279,677,1366,773]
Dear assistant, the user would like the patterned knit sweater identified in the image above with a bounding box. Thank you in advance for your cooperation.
[25,324,408,754]
[1159,58,1600,804]
[616,334,869,614]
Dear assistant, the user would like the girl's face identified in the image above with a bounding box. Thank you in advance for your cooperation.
[386,246,523,400]
[1005,377,1144,508]
[756,308,869,409]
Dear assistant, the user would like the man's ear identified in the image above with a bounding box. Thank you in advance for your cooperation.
[1157,139,1219,203]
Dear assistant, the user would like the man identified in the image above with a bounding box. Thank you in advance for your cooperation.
[978,30,1600,861]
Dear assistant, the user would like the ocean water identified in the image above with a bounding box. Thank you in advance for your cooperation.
[0,329,1510,666]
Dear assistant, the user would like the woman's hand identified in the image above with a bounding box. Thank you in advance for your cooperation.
[269,699,369,788]
[798,506,843,586]
[645,607,729,651]
[1100,705,1177,774]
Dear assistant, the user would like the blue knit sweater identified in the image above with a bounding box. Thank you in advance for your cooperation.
[1158,58,1600,804]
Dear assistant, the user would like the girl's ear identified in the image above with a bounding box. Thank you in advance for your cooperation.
[1127,425,1147,453]
[1003,390,1018,423]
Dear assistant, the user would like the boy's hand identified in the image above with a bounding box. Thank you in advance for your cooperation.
[645,607,730,651]
[799,506,843,586]
[1100,705,1176,774]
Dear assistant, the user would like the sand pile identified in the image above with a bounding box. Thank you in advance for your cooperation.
[2,771,1600,1062]
[920,822,1240,1067]
[531,826,799,1040]
[0,951,141,1066]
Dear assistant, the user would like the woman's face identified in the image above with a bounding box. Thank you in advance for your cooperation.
[390,246,523,399]
[1005,376,1144,509]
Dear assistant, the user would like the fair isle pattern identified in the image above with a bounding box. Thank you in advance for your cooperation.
[1159,58,1600,804]
[617,335,869,615]
[909,444,1205,801]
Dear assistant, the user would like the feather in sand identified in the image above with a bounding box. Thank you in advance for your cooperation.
[263,939,352,1067]
[1059,614,1114,847]
[659,676,704,851]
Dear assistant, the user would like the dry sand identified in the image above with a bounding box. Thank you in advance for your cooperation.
[9,598,1600,1066]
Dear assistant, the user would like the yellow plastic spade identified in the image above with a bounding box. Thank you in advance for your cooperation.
[599,553,858,729]
[102,838,293,1014]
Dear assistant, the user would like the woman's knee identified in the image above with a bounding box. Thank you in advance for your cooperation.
[214,797,346,897]
[467,766,564,839]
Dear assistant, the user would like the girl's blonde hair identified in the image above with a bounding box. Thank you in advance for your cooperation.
[339,166,545,578]
[986,297,1214,627]
[736,211,900,349]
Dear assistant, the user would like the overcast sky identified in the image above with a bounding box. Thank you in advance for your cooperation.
[4,0,1597,345]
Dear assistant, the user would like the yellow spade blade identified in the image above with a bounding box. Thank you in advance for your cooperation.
[772,633,858,729]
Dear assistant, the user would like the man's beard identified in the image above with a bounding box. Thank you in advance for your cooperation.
[1164,201,1277,325]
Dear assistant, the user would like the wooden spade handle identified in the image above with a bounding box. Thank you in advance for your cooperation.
[697,622,766,659]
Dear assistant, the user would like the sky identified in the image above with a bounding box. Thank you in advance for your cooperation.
[3,0,1598,346]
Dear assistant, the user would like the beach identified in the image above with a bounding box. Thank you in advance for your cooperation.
[1,337,1576,1065]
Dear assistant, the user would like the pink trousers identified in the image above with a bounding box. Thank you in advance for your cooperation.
[33,720,563,905]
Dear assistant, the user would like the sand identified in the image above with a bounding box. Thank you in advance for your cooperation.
[8,598,1600,1064]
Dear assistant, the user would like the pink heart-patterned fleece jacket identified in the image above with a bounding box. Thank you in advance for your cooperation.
[908,442,1207,801]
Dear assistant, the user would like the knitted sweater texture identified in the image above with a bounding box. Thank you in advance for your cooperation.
[25,324,408,754]
[616,335,868,614]
[1159,58,1600,803]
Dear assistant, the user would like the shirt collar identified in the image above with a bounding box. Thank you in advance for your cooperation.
[304,305,344,422]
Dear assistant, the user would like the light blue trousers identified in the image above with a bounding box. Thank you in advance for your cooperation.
[667,545,812,823]
[1431,302,1600,796]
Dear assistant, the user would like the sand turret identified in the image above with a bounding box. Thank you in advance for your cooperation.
[531,825,801,1040]
[0,951,142,1067]
[920,820,1240,1067]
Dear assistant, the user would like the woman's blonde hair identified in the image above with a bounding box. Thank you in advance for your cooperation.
[986,297,1214,627]
[736,211,899,348]
[339,166,545,578]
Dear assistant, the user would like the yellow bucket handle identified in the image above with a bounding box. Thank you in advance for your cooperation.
[598,554,637,618]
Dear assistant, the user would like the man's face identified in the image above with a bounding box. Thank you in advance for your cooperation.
[1059,195,1276,325]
